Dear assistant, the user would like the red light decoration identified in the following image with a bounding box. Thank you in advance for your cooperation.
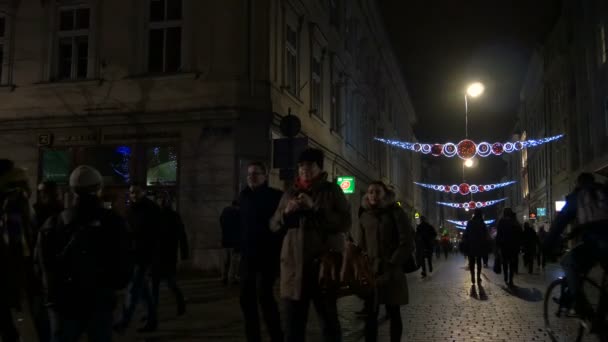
[457,139,477,159]
[459,183,470,195]
[431,144,443,156]
[492,142,503,155]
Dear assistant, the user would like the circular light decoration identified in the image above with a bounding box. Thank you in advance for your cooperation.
[414,181,516,195]
[431,144,443,156]
[459,183,470,195]
[492,142,503,155]
[374,135,563,158]
[443,143,457,157]
[457,139,477,160]
[436,198,507,209]
[477,142,492,157]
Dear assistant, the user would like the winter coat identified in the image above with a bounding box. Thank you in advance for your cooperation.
[37,196,132,316]
[359,194,414,305]
[415,222,437,255]
[152,207,189,278]
[496,216,522,256]
[238,183,284,276]
[463,217,490,257]
[126,197,162,266]
[522,226,539,254]
[219,205,240,249]
[270,173,351,300]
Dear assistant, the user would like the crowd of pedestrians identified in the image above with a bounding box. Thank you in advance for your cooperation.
[0,160,189,342]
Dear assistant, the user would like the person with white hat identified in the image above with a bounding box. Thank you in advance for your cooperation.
[37,165,132,342]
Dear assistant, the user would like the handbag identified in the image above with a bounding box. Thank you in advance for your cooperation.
[318,241,375,297]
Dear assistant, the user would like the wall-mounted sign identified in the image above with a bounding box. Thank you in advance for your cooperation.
[529,212,537,220]
[555,201,566,212]
[537,208,547,217]
[414,212,420,219]
[337,176,355,194]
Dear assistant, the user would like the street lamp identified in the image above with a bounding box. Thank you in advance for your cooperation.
[464,82,484,138]
[464,159,474,168]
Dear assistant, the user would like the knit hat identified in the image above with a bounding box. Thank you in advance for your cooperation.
[69,165,103,190]
[298,148,324,169]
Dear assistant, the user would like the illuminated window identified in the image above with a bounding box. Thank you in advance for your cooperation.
[146,146,178,186]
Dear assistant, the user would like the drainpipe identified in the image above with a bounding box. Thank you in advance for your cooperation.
[248,0,254,97]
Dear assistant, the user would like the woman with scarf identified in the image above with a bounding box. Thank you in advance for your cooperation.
[270,148,351,342]
[359,181,414,342]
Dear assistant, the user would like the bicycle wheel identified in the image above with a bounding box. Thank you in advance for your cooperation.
[544,278,585,342]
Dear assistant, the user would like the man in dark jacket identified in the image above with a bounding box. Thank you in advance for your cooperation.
[416,216,437,278]
[219,200,241,286]
[522,222,540,274]
[37,165,131,342]
[496,208,522,287]
[152,192,189,316]
[115,183,161,332]
[238,161,284,342]
[537,225,547,268]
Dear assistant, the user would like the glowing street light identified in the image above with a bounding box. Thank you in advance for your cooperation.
[464,159,474,168]
[466,82,485,98]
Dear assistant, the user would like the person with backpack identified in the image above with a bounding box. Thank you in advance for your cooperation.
[219,200,241,286]
[37,165,132,342]
[151,192,189,316]
[359,181,415,342]
[496,208,522,287]
[544,173,608,322]
[463,209,490,285]
[415,216,437,278]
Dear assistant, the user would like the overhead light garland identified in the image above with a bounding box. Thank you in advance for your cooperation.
[374,135,563,159]
[437,198,506,209]
[446,219,495,226]
[414,181,515,195]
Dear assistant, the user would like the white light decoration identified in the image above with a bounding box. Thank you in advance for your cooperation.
[446,219,495,226]
[414,181,516,195]
[436,198,507,209]
[374,134,563,159]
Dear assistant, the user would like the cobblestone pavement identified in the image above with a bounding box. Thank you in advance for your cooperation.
[14,253,599,341]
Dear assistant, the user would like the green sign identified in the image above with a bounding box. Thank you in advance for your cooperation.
[337,176,355,194]
[42,150,70,184]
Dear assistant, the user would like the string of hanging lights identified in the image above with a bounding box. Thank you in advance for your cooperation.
[436,198,506,209]
[414,181,515,195]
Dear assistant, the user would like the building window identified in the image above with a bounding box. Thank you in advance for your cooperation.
[148,0,182,73]
[604,98,608,136]
[146,146,178,186]
[285,23,298,96]
[56,6,91,80]
[310,54,322,118]
[330,78,342,134]
[599,24,607,65]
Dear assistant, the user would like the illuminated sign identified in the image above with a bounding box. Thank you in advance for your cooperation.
[555,201,566,212]
[336,176,355,194]
[529,212,537,220]
[414,212,420,219]
[537,208,547,217]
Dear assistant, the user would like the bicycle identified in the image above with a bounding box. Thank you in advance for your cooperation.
[543,262,608,341]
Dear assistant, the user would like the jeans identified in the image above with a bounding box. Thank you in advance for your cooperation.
[240,268,283,342]
[364,293,402,342]
[282,291,341,342]
[468,255,482,283]
[501,250,518,285]
[118,264,157,327]
[49,309,113,342]
[419,253,433,275]
[152,275,185,313]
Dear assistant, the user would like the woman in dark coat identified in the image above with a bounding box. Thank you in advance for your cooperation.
[359,181,415,342]
[463,209,490,285]
[152,192,189,315]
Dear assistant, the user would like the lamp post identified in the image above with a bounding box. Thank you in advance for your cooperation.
[464,82,485,138]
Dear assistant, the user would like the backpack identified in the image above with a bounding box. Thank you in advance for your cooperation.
[40,209,132,310]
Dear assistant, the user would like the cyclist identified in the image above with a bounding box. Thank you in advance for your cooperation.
[544,172,608,324]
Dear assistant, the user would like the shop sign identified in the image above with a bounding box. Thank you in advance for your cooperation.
[537,208,547,217]
[555,201,566,212]
[529,212,537,220]
[336,176,355,194]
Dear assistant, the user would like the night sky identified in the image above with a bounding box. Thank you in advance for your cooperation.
[378,0,561,187]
